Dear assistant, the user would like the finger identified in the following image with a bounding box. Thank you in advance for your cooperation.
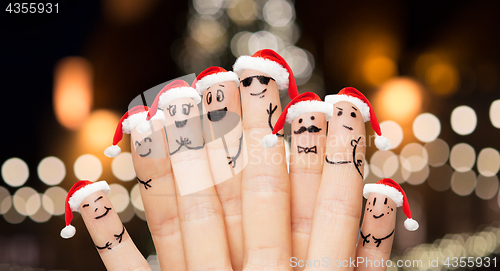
[131,119,186,271]
[354,192,396,271]
[199,75,245,270]
[306,100,366,266]
[75,185,150,271]
[162,94,232,270]
[237,68,291,268]
[288,109,328,270]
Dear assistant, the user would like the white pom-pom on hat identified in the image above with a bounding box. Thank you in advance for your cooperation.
[404,218,419,231]
[375,135,391,151]
[104,145,121,158]
[60,225,76,238]
[262,134,278,148]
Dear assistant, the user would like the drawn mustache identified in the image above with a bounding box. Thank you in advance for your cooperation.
[294,125,322,134]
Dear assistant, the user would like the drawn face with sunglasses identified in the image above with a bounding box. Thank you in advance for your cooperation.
[239,69,277,99]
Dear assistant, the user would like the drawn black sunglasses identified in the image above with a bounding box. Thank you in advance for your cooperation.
[240,75,275,87]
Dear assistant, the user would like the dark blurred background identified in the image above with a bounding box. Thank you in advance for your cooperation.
[1,0,499,270]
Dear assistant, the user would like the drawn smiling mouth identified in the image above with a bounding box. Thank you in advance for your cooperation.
[373,213,384,219]
[139,149,151,157]
[95,206,112,219]
[207,107,227,122]
[250,88,267,98]
[343,125,353,131]
[175,119,187,128]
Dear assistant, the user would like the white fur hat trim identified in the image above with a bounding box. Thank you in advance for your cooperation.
[325,94,371,122]
[158,87,201,109]
[363,183,403,207]
[68,181,110,212]
[233,55,289,90]
[195,72,239,95]
[286,100,333,123]
[122,111,165,134]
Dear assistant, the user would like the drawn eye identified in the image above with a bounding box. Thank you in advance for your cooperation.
[216,89,224,102]
[241,77,252,87]
[167,105,176,116]
[351,112,356,118]
[182,103,194,115]
[310,116,315,120]
[337,111,343,116]
[206,92,212,105]
[384,197,388,205]
[298,118,303,123]
[135,141,141,146]
[144,137,152,143]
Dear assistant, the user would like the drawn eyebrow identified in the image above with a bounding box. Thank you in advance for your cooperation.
[95,196,103,203]
[82,204,89,208]
[384,197,388,205]
[336,107,343,110]
[373,197,377,206]
[219,84,225,87]
[352,106,357,111]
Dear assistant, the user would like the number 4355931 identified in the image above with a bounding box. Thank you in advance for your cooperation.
[6,3,58,13]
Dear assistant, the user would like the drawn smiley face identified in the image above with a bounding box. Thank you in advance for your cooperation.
[131,119,167,159]
[239,69,278,100]
[365,193,396,220]
[203,81,239,122]
[292,112,325,135]
[164,97,196,128]
[80,191,113,220]
[333,101,362,132]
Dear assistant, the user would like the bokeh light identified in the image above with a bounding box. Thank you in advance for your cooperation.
[450,143,476,172]
[193,0,223,15]
[226,0,257,26]
[362,55,397,86]
[230,31,253,57]
[42,186,67,216]
[108,184,130,213]
[424,138,450,167]
[189,15,228,53]
[406,164,430,186]
[0,186,12,215]
[379,121,403,149]
[476,148,500,177]
[13,187,38,216]
[103,0,158,24]
[130,183,144,211]
[80,110,121,153]
[370,150,399,178]
[413,113,441,143]
[74,154,103,182]
[1,158,29,187]
[425,62,459,96]
[263,0,294,27]
[25,192,41,216]
[248,31,281,53]
[400,143,428,172]
[53,57,93,130]
[490,100,500,128]
[37,156,66,186]
[427,164,453,191]
[451,106,477,135]
[475,175,499,200]
[375,78,424,123]
[111,152,136,181]
[3,203,26,224]
[281,46,313,84]
[451,170,477,196]
[118,198,135,223]
[29,200,52,223]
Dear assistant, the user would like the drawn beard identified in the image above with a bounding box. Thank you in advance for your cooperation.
[207,107,228,122]
[293,125,322,134]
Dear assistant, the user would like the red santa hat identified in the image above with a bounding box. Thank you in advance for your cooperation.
[233,49,299,99]
[104,105,165,158]
[60,180,111,239]
[261,92,333,148]
[325,87,391,151]
[363,178,419,231]
[192,66,239,95]
[146,80,201,121]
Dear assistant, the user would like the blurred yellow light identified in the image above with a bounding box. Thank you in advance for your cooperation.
[425,62,459,96]
[413,113,441,143]
[450,143,476,172]
[13,187,37,216]
[379,121,403,150]
[42,186,67,215]
[375,78,424,123]
[451,170,476,196]
[103,0,157,24]
[108,183,130,213]
[362,56,397,86]
[477,148,500,177]
[370,150,399,178]
[111,152,136,181]
[424,139,450,167]
[475,175,499,200]
[37,156,66,186]
[451,106,477,136]
[80,110,120,153]
[0,186,12,214]
[130,183,144,211]
[490,100,500,128]
[53,57,93,130]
